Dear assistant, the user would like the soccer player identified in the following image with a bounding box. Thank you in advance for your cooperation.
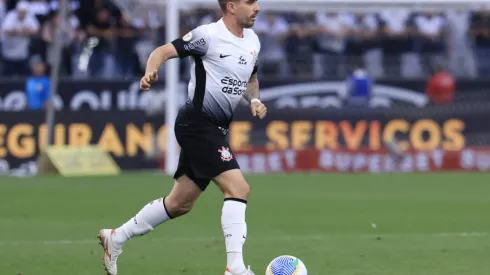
[97,1,265,275]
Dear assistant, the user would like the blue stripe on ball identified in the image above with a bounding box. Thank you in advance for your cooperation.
[270,256,299,275]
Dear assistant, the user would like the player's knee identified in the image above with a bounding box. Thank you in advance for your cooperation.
[224,180,250,200]
[215,169,250,200]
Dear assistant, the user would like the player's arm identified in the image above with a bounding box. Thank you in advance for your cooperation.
[141,26,210,91]
[243,71,259,103]
[244,71,267,119]
[140,43,179,91]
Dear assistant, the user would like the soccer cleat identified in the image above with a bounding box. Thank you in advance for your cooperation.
[225,266,255,275]
[97,229,122,275]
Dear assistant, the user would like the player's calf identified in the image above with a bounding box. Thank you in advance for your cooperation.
[110,176,201,247]
[164,193,195,217]
[111,197,174,247]
[214,169,251,274]
[164,175,202,217]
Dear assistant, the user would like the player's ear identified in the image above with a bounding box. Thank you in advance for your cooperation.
[227,1,236,14]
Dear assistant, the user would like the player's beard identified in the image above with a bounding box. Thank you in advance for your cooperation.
[238,15,255,28]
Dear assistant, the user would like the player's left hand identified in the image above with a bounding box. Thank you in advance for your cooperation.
[251,101,267,119]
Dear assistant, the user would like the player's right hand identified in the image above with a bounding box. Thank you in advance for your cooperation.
[140,70,158,91]
[251,101,267,120]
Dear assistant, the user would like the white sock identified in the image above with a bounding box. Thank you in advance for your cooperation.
[113,197,172,247]
[222,199,247,274]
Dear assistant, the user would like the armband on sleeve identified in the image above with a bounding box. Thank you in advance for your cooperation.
[171,26,210,58]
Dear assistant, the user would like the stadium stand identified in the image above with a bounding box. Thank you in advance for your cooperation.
[0,0,489,79]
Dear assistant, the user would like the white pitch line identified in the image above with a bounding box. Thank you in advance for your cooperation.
[0,232,487,246]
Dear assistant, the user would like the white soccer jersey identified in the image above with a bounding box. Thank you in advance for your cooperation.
[171,19,261,128]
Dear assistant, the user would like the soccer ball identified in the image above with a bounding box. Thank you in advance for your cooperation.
[266,255,307,275]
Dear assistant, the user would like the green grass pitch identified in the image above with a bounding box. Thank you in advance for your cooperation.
[1,173,490,275]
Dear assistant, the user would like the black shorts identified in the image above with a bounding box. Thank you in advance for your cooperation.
[173,105,239,191]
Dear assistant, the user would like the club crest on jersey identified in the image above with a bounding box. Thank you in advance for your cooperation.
[218,146,233,161]
[183,32,192,42]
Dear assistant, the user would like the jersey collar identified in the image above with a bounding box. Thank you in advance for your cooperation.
[218,18,245,41]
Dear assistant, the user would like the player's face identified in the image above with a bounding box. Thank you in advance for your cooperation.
[235,0,260,28]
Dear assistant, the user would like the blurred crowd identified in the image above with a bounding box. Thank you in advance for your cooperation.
[0,0,490,79]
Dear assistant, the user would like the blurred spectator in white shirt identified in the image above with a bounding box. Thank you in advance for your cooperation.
[445,8,476,78]
[345,13,383,78]
[414,11,447,75]
[379,8,411,77]
[316,11,351,54]
[254,12,289,77]
[0,0,6,24]
[1,1,40,76]
[29,0,50,23]
[314,11,352,77]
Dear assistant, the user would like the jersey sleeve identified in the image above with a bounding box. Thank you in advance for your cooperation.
[171,25,211,58]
